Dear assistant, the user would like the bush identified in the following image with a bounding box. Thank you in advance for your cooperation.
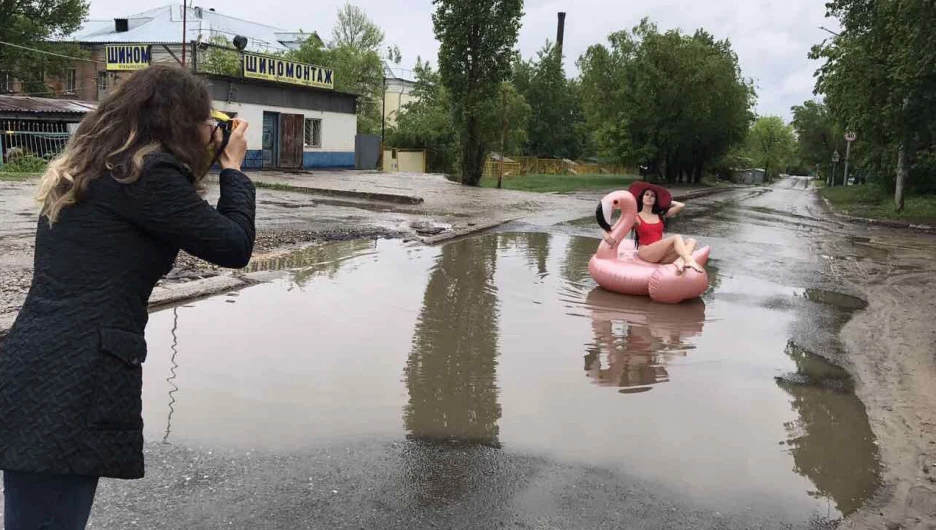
[3,154,48,173]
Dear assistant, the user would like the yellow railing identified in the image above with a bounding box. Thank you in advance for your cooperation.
[483,156,634,178]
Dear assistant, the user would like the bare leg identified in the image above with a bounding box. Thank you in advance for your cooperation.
[639,236,703,273]
[673,238,698,273]
[637,236,678,264]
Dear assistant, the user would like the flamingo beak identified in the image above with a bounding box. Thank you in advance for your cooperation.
[596,199,613,232]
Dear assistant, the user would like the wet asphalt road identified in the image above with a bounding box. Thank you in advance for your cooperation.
[1,178,868,529]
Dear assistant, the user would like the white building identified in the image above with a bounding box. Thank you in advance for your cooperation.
[24,5,358,169]
[206,74,358,170]
[383,65,416,127]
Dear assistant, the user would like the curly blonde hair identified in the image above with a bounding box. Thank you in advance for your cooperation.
[37,65,213,224]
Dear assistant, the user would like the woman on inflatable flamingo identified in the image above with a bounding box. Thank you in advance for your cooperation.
[589,182,711,304]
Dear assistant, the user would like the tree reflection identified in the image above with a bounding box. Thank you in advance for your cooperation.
[404,235,502,447]
[561,235,601,286]
[498,231,551,278]
[776,341,880,516]
[582,288,706,393]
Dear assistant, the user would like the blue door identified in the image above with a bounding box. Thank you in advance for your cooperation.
[262,112,279,169]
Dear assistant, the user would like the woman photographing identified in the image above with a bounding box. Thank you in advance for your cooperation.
[0,64,255,528]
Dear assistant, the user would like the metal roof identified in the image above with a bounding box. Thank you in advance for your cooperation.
[0,95,97,114]
[59,5,314,53]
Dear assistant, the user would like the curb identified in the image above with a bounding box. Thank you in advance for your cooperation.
[1,276,251,341]
[820,197,936,233]
[420,218,518,245]
[253,181,424,205]
[148,275,250,310]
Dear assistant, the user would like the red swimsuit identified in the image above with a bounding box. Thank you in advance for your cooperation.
[634,218,664,246]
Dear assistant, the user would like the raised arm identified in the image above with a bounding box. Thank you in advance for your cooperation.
[110,153,256,268]
[666,201,685,218]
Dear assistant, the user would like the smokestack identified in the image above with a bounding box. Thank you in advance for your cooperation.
[556,12,566,56]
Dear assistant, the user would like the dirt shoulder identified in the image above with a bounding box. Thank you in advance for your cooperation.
[820,213,936,529]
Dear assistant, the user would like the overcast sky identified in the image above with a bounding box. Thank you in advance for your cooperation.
[87,0,839,120]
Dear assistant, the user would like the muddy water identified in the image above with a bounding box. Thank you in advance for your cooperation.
[143,232,878,524]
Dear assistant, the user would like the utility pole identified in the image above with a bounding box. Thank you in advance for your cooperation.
[498,86,508,190]
[380,75,387,172]
[181,1,187,68]
[843,132,856,186]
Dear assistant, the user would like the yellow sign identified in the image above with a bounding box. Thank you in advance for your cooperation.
[105,45,152,71]
[242,53,334,90]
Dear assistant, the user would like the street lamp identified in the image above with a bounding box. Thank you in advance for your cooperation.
[818,26,840,37]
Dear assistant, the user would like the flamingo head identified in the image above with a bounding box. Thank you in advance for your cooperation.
[596,190,638,232]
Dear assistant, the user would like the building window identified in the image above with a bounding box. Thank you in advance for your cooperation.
[97,71,108,92]
[65,69,77,93]
[304,118,322,148]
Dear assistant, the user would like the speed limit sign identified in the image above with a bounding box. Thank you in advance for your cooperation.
[845,132,857,142]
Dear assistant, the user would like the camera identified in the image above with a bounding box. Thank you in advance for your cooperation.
[211,109,233,135]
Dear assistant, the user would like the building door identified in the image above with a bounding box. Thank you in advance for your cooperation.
[278,113,304,170]
[355,134,380,170]
[262,112,279,169]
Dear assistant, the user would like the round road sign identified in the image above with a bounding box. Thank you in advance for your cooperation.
[845,132,857,142]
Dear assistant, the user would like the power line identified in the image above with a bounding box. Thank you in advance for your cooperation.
[0,40,103,64]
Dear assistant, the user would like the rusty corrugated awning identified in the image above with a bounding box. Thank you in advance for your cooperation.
[0,96,97,114]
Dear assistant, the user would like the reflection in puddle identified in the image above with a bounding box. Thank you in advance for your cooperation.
[799,288,868,311]
[405,235,502,447]
[143,232,879,525]
[777,342,880,516]
[582,288,706,392]
[244,239,378,286]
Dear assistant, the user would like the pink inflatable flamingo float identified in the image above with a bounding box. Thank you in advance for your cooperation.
[589,190,711,304]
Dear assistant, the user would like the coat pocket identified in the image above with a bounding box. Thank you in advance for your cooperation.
[87,328,146,430]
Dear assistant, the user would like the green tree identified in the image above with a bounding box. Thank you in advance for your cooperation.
[513,42,586,160]
[290,3,389,134]
[811,0,936,208]
[0,0,89,93]
[486,80,531,157]
[432,0,524,185]
[791,100,845,179]
[332,3,384,50]
[745,116,796,180]
[200,35,241,77]
[387,58,458,173]
[578,20,755,183]
[389,59,530,175]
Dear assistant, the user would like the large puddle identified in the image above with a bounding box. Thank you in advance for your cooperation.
[143,232,879,524]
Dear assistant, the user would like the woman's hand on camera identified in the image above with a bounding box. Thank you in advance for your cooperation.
[219,119,249,171]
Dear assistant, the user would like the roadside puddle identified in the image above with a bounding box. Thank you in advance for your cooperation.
[144,231,879,524]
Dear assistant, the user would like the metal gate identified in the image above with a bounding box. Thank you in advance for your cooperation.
[278,113,304,170]
[355,134,380,170]
[1,120,72,171]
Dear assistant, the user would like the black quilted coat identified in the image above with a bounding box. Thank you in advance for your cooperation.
[0,153,255,479]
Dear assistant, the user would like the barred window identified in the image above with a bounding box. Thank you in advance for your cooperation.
[304,118,322,148]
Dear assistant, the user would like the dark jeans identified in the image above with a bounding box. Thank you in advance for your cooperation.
[2,471,98,530]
